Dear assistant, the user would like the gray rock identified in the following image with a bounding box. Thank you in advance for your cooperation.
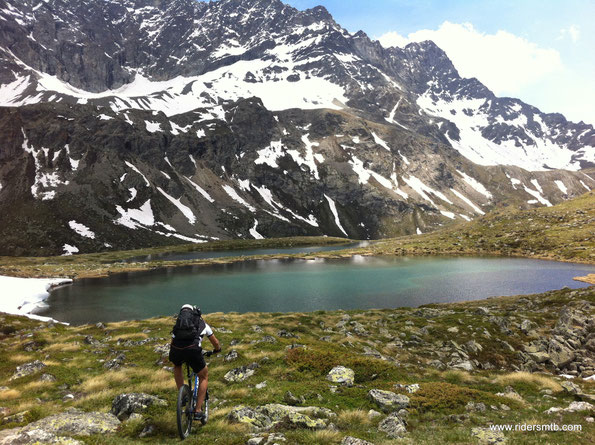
[247,433,286,444]
[228,406,272,430]
[368,389,409,412]
[326,366,355,386]
[224,350,239,362]
[103,353,125,371]
[471,427,506,444]
[10,361,46,380]
[110,393,167,421]
[341,436,375,445]
[465,402,486,413]
[367,409,381,419]
[277,330,298,338]
[283,391,305,405]
[378,412,406,438]
[138,424,156,438]
[21,408,120,436]
[225,366,256,383]
[39,374,56,382]
[153,343,170,357]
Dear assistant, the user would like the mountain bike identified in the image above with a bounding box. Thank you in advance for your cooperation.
[177,350,212,440]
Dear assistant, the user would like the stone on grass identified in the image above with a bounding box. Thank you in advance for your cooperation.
[224,366,255,383]
[342,436,376,445]
[228,406,273,430]
[248,433,287,444]
[21,408,120,436]
[471,427,507,444]
[326,366,355,386]
[111,393,167,421]
[10,361,46,380]
[224,350,239,362]
[378,412,406,438]
[368,389,409,412]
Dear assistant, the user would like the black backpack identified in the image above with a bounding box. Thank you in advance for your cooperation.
[173,308,198,340]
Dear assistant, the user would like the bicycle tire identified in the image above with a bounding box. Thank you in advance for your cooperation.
[176,384,192,439]
[201,389,209,425]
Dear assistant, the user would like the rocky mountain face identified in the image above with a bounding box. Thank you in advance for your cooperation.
[0,0,593,255]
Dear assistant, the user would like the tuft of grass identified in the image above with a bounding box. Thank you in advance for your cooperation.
[336,409,372,429]
[0,389,21,400]
[494,372,563,393]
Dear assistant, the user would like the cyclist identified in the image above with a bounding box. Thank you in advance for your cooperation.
[169,304,221,421]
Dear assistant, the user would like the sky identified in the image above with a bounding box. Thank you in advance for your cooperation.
[285,0,595,125]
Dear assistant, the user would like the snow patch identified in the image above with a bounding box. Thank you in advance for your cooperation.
[0,275,72,318]
[157,187,196,224]
[68,220,95,239]
[62,244,79,256]
[554,180,568,195]
[324,194,348,237]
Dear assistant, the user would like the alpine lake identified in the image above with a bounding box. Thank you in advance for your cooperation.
[38,244,594,325]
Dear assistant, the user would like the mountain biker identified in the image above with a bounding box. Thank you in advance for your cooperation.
[169,304,221,421]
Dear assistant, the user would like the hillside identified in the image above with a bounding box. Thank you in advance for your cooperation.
[1,191,593,281]
[0,286,594,444]
[0,0,594,255]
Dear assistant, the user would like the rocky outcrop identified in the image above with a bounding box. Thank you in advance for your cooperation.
[110,393,167,421]
[10,361,46,380]
[0,409,120,444]
[228,404,335,431]
[519,304,595,377]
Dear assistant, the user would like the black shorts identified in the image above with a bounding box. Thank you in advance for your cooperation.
[169,344,206,373]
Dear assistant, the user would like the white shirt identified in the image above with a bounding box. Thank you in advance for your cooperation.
[197,322,213,347]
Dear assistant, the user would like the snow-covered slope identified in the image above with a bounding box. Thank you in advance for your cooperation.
[0,0,593,255]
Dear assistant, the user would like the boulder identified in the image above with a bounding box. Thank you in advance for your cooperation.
[471,427,507,444]
[20,408,120,436]
[368,390,409,413]
[0,428,85,445]
[228,406,272,430]
[326,366,355,387]
[547,339,575,368]
[110,393,167,421]
[10,361,46,380]
[378,412,406,438]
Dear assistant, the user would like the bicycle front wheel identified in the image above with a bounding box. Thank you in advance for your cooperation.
[176,384,192,439]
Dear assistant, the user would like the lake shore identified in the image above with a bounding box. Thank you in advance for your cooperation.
[0,285,593,444]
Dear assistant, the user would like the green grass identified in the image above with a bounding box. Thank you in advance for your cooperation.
[0,285,593,444]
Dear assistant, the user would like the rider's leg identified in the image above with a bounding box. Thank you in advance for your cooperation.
[173,364,184,390]
[195,366,208,413]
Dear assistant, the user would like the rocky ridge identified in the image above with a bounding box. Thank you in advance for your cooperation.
[0,0,594,255]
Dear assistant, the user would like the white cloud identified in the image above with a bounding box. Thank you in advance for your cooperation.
[377,22,563,96]
[558,25,580,43]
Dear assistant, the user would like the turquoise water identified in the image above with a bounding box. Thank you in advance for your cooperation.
[40,256,594,325]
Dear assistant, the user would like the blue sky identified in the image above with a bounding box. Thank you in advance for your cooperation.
[285,0,595,125]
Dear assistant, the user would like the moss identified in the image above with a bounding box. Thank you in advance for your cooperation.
[409,382,515,414]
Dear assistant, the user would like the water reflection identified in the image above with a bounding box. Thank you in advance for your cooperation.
[40,256,594,325]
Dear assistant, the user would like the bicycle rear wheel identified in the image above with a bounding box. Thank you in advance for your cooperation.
[176,384,192,439]
[201,389,209,425]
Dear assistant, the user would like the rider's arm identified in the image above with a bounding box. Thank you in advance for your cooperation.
[208,333,221,353]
